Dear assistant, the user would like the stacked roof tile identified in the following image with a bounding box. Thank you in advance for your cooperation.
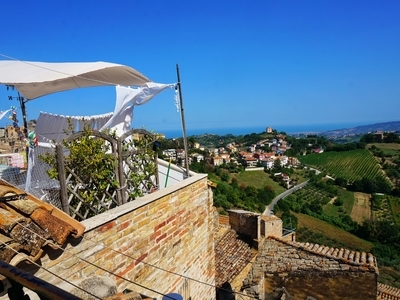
[0,179,85,265]
[378,283,400,300]
[290,240,377,271]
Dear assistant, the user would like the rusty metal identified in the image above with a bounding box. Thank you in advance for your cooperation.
[0,260,81,300]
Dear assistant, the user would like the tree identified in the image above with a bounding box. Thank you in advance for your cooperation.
[190,160,206,173]
[334,197,344,206]
[220,169,230,182]
[384,132,400,143]
[258,186,275,206]
[188,136,196,148]
[40,124,119,218]
[40,122,158,219]
[335,177,347,188]
[273,158,282,172]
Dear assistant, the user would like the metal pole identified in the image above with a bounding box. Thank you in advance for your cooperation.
[18,92,29,162]
[0,260,81,300]
[56,144,70,214]
[176,64,190,178]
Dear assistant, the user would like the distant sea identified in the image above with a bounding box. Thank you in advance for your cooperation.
[161,122,365,139]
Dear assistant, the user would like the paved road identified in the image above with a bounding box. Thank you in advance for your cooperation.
[263,180,309,216]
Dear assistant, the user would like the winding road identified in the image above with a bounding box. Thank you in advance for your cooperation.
[262,167,322,216]
[263,180,309,216]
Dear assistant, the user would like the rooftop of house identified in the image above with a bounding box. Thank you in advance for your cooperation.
[0,178,85,266]
[214,228,255,288]
[378,283,400,300]
[261,236,378,273]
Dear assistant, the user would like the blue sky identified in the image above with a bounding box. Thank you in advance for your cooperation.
[0,1,399,135]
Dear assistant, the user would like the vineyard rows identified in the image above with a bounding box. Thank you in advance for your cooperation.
[298,149,383,182]
[373,195,400,225]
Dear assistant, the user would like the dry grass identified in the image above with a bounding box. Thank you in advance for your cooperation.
[368,143,400,151]
[328,196,337,204]
[293,212,373,252]
[351,192,371,224]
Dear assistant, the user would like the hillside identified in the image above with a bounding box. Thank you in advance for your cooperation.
[320,121,400,138]
[297,149,385,182]
[184,121,400,148]
[291,212,373,252]
[197,131,400,287]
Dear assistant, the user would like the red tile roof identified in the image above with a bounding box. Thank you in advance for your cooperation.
[215,229,255,287]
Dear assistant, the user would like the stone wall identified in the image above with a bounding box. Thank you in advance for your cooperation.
[264,271,377,300]
[228,210,259,241]
[259,215,282,239]
[243,238,378,300]
[16,174,215,300]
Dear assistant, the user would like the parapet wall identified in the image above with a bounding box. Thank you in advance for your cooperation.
[17,174,215,299]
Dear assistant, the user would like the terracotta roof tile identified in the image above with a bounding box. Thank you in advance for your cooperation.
[0,233,24,262]
[10,221,47,257]
[378,283,400,300]
[31,208,77,245]
[215,229,255,287]
[288,239,377,271]
[0,207,26,232]
[265,237,377,272]
[0,179,85,265]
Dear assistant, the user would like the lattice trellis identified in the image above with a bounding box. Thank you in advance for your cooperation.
[65,165,120,220]
[119,130,158,201]
[40,128,159,221]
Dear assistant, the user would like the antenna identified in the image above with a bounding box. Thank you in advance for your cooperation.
[6,85,29,160]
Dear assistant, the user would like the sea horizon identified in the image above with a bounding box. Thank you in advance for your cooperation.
[158,121,372,139]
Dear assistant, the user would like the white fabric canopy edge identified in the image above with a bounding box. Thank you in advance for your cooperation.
[0,60,151,99]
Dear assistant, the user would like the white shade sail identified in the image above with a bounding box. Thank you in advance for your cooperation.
[0,60,151,100]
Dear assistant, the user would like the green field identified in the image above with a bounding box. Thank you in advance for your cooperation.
[323,189,355,217]
[389,196,400,224]
[368,143,400,156]
[341,189,356,213]
[298,149,384,181]
[233,170,286,194]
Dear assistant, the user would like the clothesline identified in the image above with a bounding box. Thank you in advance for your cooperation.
[35,111,113,144]
[39,111,113,120]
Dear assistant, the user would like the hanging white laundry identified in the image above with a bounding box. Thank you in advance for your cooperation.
[94,114,111,130]
[36,111,113,145]
[100,82,175,136]
[35,112,69,144]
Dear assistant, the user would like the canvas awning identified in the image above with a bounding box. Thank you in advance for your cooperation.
[0,60,151,100]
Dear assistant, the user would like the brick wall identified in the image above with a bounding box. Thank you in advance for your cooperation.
[16,174,215,299]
